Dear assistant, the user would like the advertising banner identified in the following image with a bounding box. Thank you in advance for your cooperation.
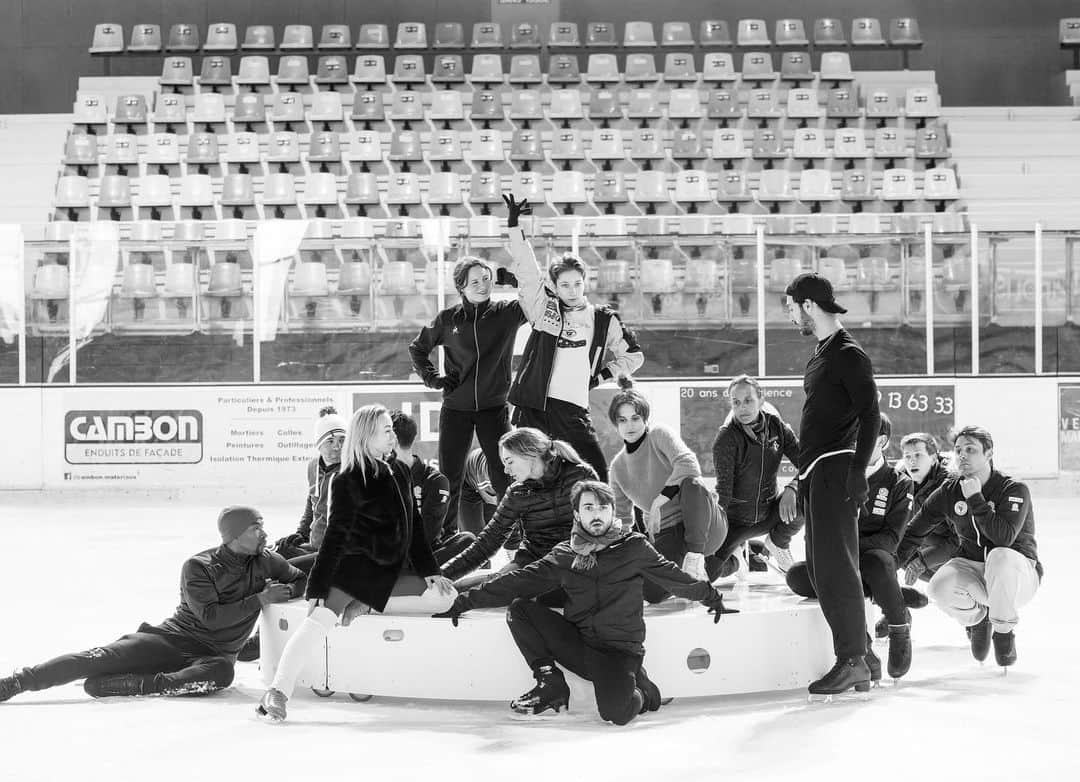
[680,382,957,478]
[1058,384,1080,471]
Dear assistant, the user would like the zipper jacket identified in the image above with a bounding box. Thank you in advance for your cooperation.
[409,297,526,412]
[711,407,800,525]
[506,227,644,411]
[897,469,1041,577]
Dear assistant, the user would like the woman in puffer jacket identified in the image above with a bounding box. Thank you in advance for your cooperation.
[257,405,457,723]
[441,427,597,590]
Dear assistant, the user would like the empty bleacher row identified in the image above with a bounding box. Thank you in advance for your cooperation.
[26,215,971,337]
[90,19,923,55]
[57,57,958,223]
[133,50,905,94]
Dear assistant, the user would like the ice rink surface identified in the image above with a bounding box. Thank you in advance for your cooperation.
[1,490,1075,782]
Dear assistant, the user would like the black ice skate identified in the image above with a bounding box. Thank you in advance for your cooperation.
[84,673,147,698]
[0,672,25,703]
[864,635,882,687]
[992,630,1017,672]
[636,666,662,713]
[807,657,871,702]
[875,607,912,639]
[511,664,570,718]
[901,587,929,609]
[966,615,992,663]
[887,624,912,681]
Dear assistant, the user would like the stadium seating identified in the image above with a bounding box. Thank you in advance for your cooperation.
[59,14,962,240]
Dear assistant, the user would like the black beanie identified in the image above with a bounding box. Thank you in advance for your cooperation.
[217,506,261,543]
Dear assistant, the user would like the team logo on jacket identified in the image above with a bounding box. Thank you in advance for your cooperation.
[953,500,968,515]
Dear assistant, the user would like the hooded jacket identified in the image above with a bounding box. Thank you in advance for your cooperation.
[295,456,339,550]
[505,227,644,411]
[456,533,720,656]
[711,407,800,525]
[897,469,1041,577]
[306,457,439,611]
[441,455,597,581]
[409,296,526,412]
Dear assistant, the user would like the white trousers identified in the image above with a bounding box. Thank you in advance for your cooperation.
[927,548,1039,633]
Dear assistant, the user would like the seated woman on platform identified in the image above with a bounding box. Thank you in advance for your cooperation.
[257,405,457,723]
[440,427,597,590]
[606,377,728,603]
[271,406,346,572]
[434,480,736,724]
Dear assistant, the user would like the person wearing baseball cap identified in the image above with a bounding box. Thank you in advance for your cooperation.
[0,507,305,704]
[784,272,882,700]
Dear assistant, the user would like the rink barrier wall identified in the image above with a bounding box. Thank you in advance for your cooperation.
[0,376,1071,491]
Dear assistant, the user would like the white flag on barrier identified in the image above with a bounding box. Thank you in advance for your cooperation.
[252,219,310,342]
[69,222,119,339]
[0,225,24,344]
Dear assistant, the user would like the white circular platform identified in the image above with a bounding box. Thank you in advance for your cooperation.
[259,582,842,701]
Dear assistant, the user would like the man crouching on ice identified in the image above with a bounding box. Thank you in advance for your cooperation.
[433,480,736,724]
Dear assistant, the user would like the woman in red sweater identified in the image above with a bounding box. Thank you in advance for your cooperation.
[257,405,457,723]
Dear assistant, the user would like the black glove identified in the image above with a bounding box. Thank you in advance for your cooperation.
[502,193,532,227]
[273,533,307,551]
[432,599,467,627]
[433,375,459,393]
[703,592,739,624]
[495,267,519,288]
[846,467,869,505]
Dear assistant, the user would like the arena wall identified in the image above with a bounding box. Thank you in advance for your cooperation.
[0,376,1068,491]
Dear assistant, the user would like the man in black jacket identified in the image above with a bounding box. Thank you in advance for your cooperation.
[898,426,1041,670]
[785,272,881,698]
[409,254,526,534]
[897,432,956,583]
[434,481,734,725]
[391,410,475,565]
[787,413,915,681]
[711,374,802,573]
[0,507,303,703]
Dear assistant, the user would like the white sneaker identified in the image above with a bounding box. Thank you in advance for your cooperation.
[256,688,288,722]
[764,538,794,573]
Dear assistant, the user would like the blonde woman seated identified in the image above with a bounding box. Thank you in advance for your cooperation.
[441,427,597,592]
[607,378,728,603]
[256,405,457,723]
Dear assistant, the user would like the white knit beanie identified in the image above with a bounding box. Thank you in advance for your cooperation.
[313,406,346,447]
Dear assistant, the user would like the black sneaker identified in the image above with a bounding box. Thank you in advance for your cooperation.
[808,657,871,697]
[0,672,25,703]
[966,615,992,662]
[901,587,929,609]
[237,632,261,663]
[510,665,570,716]
[992,630,1017,669]
[83,674,147,698]
[874,616,889,639]
[636,666,662,713]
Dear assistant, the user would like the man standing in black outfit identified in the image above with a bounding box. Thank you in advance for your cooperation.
[785,272,881,698]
